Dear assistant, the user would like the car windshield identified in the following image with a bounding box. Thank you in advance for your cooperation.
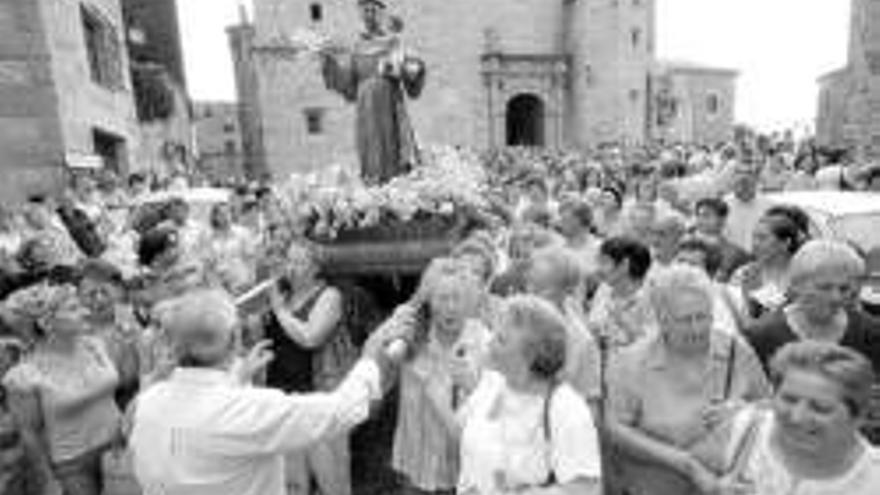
[829,213,880,252]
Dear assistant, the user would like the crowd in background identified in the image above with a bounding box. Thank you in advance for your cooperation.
[0,134,880,495]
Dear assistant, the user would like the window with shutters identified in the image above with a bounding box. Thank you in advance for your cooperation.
[81,5,124,90]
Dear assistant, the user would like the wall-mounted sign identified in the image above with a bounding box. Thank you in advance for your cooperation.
[65,153,104,169]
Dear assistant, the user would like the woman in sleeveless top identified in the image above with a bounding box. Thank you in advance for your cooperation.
[264,242,358,495]
[3,283,123,495]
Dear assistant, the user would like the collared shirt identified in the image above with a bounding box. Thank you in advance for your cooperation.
[129,359,381,495]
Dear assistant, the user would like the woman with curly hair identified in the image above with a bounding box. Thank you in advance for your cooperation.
[3,283,124,495]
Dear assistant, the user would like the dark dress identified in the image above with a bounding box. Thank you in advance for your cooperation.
[743,307,880,374]
[322,33,426,185]
[264,290,322,394]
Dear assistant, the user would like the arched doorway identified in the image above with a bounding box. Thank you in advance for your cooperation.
[506,94,545,146]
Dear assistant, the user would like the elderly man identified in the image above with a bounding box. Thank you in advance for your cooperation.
[128,289,411,495]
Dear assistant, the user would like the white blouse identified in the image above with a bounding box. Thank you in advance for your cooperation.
[458,371,601,495]
[728,408,880,495]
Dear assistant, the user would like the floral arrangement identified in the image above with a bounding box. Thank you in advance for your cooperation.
[280,146,492,242]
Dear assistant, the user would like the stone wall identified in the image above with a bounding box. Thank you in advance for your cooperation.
[193,101,245,180]
[665,68,737,145]
[0,0,65,200]
[41,0,140,175]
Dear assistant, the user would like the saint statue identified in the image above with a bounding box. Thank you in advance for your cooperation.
[319,0,426,185]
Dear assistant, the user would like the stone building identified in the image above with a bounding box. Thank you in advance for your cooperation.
[651,61,738,145]
[193,101,246,182]
[228,10,269,179]
[0,0,140,200]
[122,0,194,178]
[816,0,880,157]
[234,0,738,178]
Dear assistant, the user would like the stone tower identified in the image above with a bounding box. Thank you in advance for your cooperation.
[817,0,880,156]
[566,0,657,147]
[246,0,659,176]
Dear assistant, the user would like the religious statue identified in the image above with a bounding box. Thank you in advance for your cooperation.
[317,0,427,185]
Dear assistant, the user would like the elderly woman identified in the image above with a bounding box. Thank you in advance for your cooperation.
[719,342,880,494]
[606,264,771,495]
[492,226,563,297]
[744,240,880,374]
[262,243,359,495]
[3,283,123,495]
[457,295,602,495]
[646,212,688,275]
[393,258,492,495]
[729,206,810,320]
[526,246,601,408]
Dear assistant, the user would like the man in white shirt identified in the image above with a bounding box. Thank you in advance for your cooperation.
[128,289,411,495]
[724,162,770,252]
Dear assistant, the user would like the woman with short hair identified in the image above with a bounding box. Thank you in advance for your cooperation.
[744,239,880,374]
[3,284,123,495]
[606,264,771,495]
[458,295,602,495]
[526,246,602,411]
[719,341,880,494]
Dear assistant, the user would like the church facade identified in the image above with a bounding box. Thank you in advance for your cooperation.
[234,0,737,178]
[816,0,880,158]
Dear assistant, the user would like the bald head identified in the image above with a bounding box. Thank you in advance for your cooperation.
[162,289,239,367]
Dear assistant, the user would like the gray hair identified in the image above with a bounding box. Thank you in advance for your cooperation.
[529,245,584,295]
[161,289,239,367]
[647,263,714,317]
[770,341,875,417]
[788,240,866,287]
[502,295,568,382]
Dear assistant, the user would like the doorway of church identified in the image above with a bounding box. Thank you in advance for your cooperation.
[506,93,545,146]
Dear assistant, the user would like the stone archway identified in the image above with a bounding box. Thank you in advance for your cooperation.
[506,94,545,146]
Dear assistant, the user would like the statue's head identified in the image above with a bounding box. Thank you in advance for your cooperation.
[357,0,386,34]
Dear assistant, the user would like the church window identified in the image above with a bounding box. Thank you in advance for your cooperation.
[305,108,325,134]
[631,28,642,49]
[707,94,721,114]
[310,3,324,22]
[629,89,640,102]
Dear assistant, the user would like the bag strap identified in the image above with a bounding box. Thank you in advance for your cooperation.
[726,408,764,479]
[541,380,560,486]
[722,337,737,401]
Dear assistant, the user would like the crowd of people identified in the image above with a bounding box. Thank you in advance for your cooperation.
[0,137,879,495]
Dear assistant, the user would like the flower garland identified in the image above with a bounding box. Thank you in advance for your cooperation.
[280,146,490,241]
